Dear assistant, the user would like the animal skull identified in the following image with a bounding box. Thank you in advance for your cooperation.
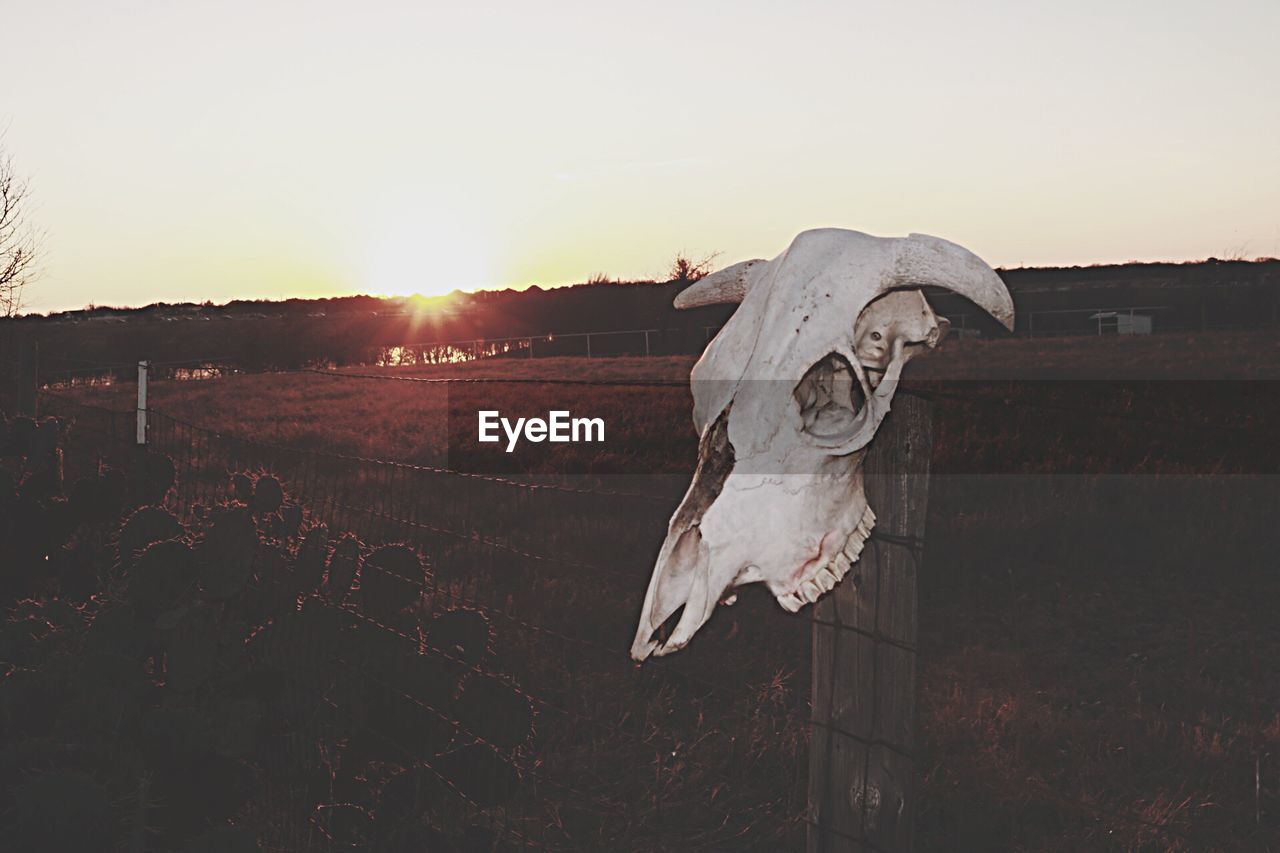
[630,228,1014,660]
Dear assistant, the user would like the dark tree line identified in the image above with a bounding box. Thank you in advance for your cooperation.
[2,254,1277,382]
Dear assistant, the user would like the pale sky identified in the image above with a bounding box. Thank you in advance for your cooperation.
[6,0,1279,313]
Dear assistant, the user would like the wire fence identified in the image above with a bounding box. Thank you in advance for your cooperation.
[31,361,1277,851]
[39,389,816,851]
[372,327,721,363]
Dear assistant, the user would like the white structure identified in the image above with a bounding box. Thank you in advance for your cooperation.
[1090,310,1152,335]
[631,229,1015,660]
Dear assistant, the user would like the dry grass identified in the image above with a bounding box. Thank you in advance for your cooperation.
[41,328,1280,850]
[49,328,1280,467]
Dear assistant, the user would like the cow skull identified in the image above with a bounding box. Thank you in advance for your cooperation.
[631,229,1014,660]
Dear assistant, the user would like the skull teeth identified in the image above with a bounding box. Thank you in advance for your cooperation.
[814,567,838,593]
[842,507,876,562]
[774,505,877,613]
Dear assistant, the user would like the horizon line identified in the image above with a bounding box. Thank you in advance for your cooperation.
[13,254,1280,319]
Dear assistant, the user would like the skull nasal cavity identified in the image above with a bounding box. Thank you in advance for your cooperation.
[795,353,866,440]
[671,406,735,531]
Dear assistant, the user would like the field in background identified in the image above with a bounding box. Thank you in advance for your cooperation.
[45,328,1280,469]
[40,328,1280,850]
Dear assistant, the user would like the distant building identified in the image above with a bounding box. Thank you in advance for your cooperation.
[925,259,1279,338]
[1089,311,1152,335]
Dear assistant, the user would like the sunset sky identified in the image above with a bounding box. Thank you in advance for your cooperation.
[6,0,1278,314]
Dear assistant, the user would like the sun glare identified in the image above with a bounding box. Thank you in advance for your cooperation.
[361,207,496,299]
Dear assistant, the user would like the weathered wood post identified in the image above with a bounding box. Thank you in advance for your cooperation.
[809,393,932,852]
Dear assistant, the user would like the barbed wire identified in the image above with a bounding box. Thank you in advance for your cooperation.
[316,490,640,580]
[34,388,125,415]
[152,409,815,745]
[37,353,132,366]
[297,367,688,387]
[338,593,672,766]
[32,363,1269,851]
[131,411,814,813]
[220,367,1278,440]
[31,353,1273,443]
[147,406,678,506]
[39,362,136,374]
[148,356,234,367]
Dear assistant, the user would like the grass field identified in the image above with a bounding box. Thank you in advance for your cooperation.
[41,328,1280,850]
[45,328,1280,471]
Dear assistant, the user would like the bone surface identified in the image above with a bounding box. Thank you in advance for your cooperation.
[631,229,1014,661]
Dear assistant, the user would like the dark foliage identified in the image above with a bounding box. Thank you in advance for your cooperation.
[0,431,533,850]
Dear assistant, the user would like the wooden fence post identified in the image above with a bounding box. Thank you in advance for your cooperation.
[808,393,932,852]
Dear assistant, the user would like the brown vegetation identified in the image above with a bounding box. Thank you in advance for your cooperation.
[30,328,1280,849]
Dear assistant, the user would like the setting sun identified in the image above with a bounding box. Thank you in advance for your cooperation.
[4,0,1276,314]
[358,198,496,299]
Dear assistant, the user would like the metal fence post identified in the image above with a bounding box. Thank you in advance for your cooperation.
[809,394,931,852]
[136,360,149,446]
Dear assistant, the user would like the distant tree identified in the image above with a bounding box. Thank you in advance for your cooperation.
[667,250,720,285]
[0,146,41,317]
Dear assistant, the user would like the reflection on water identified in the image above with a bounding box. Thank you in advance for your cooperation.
[41,364,231,389]
[45,374,122,389]
[377,337,541,366]
[39,330,662,389]
[169,367,224,381]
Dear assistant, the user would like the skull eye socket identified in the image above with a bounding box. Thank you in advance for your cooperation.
[794,352,866,442]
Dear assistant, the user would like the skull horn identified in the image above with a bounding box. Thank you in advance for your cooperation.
[672,232,1014,334]
[672,259,768,309]
[893,233,1015,331]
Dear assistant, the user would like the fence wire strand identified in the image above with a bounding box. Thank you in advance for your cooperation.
[28,364,1264,852]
